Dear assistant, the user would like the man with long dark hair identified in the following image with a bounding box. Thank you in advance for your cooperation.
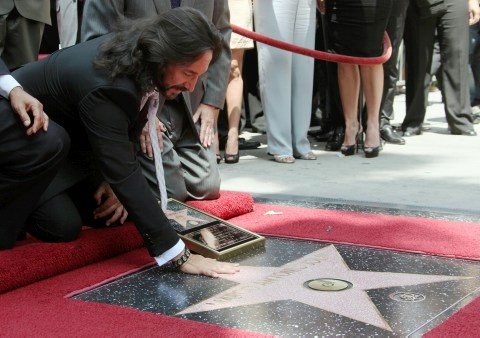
[82,1,231,205]
[0,8,240,277]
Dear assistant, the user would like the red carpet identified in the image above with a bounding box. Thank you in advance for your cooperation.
[0,224,143,294]
[0,195,478,336]
[232,203,480,261]
[0,191,253,294]
[0,248,269,337]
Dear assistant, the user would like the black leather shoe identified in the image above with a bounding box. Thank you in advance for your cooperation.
[451,130,477,136]
[238,138,260,150]
[381,125,405,145]
[325,126,345,151]
[403,126,422,137]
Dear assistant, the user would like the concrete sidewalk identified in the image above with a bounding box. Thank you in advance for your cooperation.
[218,91,480,214]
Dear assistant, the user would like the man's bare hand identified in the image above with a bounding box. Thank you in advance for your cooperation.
[193,103,219,147]
[140,118,166,157]
[93,181,128,226]
[179,253,240,277]
[9,86,48,135]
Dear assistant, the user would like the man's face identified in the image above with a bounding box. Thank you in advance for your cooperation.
[157,50,213,100]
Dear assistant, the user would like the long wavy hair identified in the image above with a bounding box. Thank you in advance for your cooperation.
[93,7,223,94]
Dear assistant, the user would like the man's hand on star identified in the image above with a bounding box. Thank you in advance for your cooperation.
[179,253,240,278]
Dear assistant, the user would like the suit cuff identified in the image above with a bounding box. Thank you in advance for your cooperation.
[154,239,185,266]
[0,74,21,99]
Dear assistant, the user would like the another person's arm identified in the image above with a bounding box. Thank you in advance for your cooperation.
[194,0,232,147]
[0,59,48,135]
[93,181,128,226]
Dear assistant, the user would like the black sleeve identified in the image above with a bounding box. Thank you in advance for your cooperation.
[0,58,10,75]
[78,88,180,257]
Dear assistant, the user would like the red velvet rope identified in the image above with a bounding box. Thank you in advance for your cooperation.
[231,24,392,65]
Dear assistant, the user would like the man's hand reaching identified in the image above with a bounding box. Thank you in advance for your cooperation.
[93,181,128,226]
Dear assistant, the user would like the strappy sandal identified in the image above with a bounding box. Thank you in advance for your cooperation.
[295,151,317,160]
[273,155,295,163]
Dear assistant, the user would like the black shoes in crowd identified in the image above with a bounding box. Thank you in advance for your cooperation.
[381,125,405,144]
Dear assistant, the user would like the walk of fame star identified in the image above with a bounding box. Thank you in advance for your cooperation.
[177,245,472,331]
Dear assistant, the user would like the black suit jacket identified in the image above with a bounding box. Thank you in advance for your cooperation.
[12,36,179,257]
[0,59,8,75]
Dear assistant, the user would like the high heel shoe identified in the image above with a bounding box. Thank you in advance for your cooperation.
[216,154,222,164]
[364,145,381,158]
[224,135,239,164]
[340,127,363,156]
[224,153,239,164]
[340,144,356,156]
[363,130,382,158]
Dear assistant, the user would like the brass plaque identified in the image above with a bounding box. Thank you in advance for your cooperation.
[165,199,265,260]
[305,278,353,291]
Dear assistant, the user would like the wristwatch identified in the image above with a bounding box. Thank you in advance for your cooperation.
[171,248,191,269]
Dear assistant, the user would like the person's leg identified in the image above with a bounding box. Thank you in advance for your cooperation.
[360,64,383,149]
[175,118,221,200]
[438,0,476,135]
[324,61,346,151]
[471,24,480,107]
[224,48,245,163]
[338,63,361,148]
[26,192,82,242]
[0,103,70,249]
[403,7,436,134]
[254,0,294,158]
[380,0,409,144]
[243,48,266,134]
[291,0,316,158]
[322,7,345,151]
[1,8,45,68]
[57,0,78,48]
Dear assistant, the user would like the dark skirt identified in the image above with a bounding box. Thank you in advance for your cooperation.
[326,0,393,57]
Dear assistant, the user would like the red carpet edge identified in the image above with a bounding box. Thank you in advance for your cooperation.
[231,203,480,261]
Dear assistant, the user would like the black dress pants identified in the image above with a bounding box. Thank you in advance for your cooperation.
[380,0,410,128]
[403,0,474,133]
[0,100,70,249]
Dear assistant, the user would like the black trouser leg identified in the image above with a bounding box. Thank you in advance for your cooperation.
[0,104,70,249]
[380,0,409,128]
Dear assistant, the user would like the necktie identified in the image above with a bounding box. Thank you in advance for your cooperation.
[170,0,181,8]
[140,92,168,211]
